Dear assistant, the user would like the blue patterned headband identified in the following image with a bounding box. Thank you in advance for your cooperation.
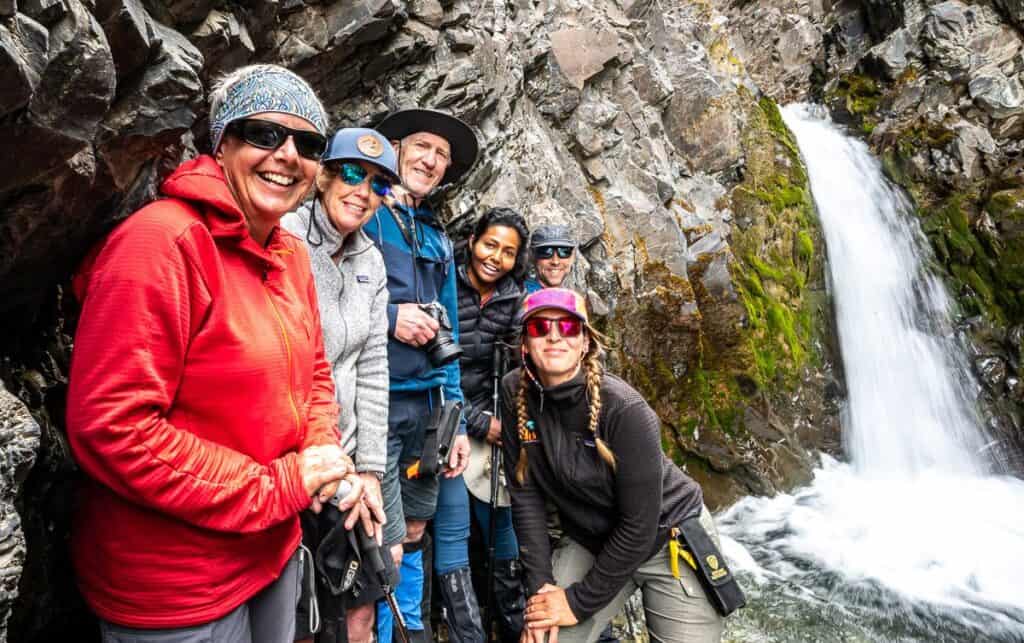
[210,65,328,152]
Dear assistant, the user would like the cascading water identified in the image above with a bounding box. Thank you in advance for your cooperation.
[718,105,1024,642]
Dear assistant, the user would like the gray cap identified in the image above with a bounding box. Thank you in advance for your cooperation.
[529,224,576,249]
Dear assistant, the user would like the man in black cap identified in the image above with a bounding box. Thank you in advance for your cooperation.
[524,224,578,293]
[366,108,484,643]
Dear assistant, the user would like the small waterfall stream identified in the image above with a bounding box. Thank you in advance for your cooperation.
[718,105,1024,642]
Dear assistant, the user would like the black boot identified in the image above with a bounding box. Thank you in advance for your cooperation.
[492,559,525,643]
[438,567,486,643]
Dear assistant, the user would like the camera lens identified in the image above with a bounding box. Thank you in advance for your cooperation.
[425,331,463,367]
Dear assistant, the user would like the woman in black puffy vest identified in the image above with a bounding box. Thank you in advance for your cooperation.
[433,207,530,643]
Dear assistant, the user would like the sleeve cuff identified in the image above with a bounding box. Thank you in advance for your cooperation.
[387,303,398,336]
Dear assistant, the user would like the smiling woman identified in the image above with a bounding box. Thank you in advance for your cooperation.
[65,64,359,643]
[280,128,403,643]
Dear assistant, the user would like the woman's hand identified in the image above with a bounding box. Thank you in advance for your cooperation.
[525,584,578,630]
[346,472,387,544]
[300,444,352,504]
[485,416,503,445]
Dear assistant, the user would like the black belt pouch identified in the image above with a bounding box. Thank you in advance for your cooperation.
[676,514,747,617]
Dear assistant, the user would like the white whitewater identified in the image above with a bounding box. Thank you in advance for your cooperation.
[719,105,1024,640]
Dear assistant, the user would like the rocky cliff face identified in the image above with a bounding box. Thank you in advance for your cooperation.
[0,0,847,639]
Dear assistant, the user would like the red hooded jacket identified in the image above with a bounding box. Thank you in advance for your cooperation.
[66,155,340,628]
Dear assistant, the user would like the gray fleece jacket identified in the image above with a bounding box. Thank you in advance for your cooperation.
[282,200,389,474]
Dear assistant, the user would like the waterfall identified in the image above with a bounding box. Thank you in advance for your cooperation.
[718,105,1024,641]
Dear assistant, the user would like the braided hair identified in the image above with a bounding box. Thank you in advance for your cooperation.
[514,325,615,485]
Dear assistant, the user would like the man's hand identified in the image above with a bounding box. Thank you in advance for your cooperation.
[525,583,578,629]
[394,303,440,347]
[446,434,470,477]
[485,416,503,445]
[299,444,352,513]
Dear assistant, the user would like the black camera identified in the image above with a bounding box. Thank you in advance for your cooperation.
[419,302,463,367]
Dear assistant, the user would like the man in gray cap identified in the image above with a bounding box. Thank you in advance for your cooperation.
[524,224,577,293]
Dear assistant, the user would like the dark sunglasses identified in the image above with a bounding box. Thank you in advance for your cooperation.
[524,316,584,339]
[225,118,328,161]
[535,246,574,260]
[326,161,393,197]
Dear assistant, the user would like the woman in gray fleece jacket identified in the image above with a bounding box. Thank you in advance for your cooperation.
[282,128,399,643]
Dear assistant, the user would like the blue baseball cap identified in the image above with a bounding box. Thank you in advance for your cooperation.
[323,128,401,184]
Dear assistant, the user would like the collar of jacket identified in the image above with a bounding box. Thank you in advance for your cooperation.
[525,363,588,413]
[391,199,443,229]
[159,154,291,273]
[457,262,521,304]
[301,198,376,261]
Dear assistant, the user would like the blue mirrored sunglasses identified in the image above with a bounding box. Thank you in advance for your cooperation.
[328,162,393,197]
[535,246,574,260]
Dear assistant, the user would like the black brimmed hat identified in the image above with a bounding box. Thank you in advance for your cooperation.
[375,108,479,186]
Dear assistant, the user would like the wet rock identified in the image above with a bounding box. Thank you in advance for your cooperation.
[0,0,15,18]
[1007,376,1024,402]
[993,0,1024,30]
[921,1,1019,77]
[968,67,1024,119]
[0,14,48,119]
[951,119,997,180]
[866,27,914,79]
[976,356,1009,391]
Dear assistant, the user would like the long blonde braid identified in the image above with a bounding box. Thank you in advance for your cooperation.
[515,331,615,484]
[583,338,616,470]
[515,373,531,484]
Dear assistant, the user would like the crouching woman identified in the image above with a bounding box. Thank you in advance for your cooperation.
[500,288,730,643]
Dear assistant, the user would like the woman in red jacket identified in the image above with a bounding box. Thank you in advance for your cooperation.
[66,64,359,643]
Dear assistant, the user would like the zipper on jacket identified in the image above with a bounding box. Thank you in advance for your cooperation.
[263,281,302,435]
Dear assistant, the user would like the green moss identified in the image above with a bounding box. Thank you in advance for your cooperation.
[831,73,882,117]
[797,231,814,262]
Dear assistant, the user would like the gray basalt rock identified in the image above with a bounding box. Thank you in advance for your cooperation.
[20,0,67,26]
[0,14,48,119]
[968,67,1024,119]
[1,1,115,194]
[0,381,41,643]
[921,1,1020,77]
[190,9,255,81]
[97,0,156,82]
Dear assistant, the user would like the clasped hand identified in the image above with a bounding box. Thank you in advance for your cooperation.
[299,444,359,514]
[520,583,578,643]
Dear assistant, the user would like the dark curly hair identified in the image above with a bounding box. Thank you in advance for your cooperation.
[467,207,531,281]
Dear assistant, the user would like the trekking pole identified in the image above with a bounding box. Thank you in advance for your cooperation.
[332,481,411,643]
[484,342,505,639]
[353,520,411,643]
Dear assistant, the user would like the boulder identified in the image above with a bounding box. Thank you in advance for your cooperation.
[95,21,204,189]
[549,26,619,90]
[190,9,255,81]
[0,381,41,643]
[1,1,115,194]
[968,67,1024,119]
[976,356,1009,391]
[97,0,156,82]
[0,14,48,119]
[921,1,1019,76]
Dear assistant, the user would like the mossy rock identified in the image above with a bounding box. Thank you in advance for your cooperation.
[610,94,829,507]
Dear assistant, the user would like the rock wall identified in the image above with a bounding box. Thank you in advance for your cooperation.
[0,0,842,640]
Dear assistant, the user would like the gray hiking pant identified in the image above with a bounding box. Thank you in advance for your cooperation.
[549,506,724,643]
[99,549,303,643]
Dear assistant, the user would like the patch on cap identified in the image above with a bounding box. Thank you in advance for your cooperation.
[357,134,384,158]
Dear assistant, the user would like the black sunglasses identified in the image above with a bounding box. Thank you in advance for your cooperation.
[325,161,394,197]
[225,118,328,161]
[535,246,574,260]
